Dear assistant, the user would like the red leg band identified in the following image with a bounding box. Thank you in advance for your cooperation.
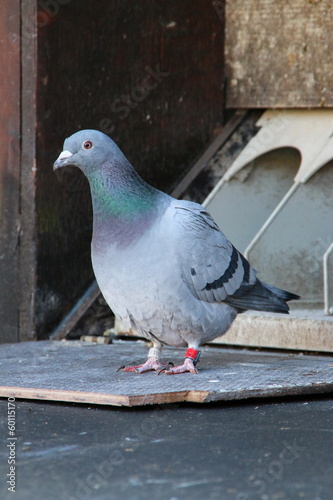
[185,348,201,365]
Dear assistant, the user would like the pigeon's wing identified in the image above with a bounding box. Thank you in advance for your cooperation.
[173,203,257,304]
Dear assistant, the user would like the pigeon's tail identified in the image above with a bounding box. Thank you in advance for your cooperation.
[225,280,300,314]
[263,283,300,303]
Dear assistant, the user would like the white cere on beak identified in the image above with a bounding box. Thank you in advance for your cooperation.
[57,150,73,160]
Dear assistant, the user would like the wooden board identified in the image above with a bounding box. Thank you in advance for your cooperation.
[0,341,332,407]
[225,0,333,108]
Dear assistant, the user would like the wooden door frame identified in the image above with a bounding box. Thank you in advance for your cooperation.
[0,0,37,343]
[20,0,37,341]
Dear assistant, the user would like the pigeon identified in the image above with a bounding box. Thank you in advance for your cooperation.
[53,129,300,374]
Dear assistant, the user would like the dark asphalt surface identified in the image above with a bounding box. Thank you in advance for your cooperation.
[0,395,332,500]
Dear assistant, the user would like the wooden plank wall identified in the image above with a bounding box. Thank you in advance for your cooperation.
[20,1,38,342]
[0,1,21,343]
[35,0,225,338]
[225,0,333,108]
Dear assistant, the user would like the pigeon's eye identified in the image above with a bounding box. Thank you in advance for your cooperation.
[83,141,93,149]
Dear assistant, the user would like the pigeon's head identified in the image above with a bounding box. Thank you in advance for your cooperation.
[53,129,127,175]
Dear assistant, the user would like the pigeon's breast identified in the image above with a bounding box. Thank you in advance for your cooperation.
[91,211,196,344]
[91,215,175,318]
[91,216,237,348]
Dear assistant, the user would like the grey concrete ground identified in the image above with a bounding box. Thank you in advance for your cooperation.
[0,395,332,500]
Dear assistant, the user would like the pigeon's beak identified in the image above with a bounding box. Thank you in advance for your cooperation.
[53,150,74,170]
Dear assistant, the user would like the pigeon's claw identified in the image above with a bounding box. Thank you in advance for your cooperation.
[117,357,167,374]
[161,357,199,375]
[159,348,201,375]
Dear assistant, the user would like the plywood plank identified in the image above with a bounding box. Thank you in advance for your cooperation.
[0,341,332,407]
[225,0,333,108]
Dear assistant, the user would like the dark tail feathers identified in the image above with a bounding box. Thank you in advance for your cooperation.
[225,280,300,314]
[263,282,300,303]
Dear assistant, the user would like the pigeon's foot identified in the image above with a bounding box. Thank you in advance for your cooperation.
[161,357,198,375]
[160,348,201,375]
[117,356,169,374]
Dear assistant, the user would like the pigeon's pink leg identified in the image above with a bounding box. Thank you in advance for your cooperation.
[117,346,169,373]
[162,348,201,375]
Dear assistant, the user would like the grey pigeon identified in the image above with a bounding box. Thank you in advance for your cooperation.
[54,130,299,374]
